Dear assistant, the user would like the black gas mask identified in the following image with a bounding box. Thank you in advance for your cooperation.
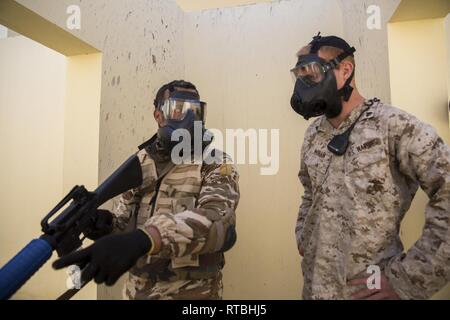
[290,34,356,120]
[156,90,208,154]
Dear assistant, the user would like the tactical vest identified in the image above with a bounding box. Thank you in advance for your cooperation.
[129,149,225,282]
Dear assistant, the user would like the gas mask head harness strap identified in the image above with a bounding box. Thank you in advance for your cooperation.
[308,33,356,101]
[153,80,200,108]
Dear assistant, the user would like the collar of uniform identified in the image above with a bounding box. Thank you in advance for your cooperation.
[316,99,376,135]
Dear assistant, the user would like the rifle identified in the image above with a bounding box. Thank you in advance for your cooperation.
[0,153,143,300]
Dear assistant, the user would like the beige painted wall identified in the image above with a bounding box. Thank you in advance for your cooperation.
[63,54,102,194]
[61,53,103,300]
[0,36,102,299]
[0,35,68,299]
[388,18,450,299]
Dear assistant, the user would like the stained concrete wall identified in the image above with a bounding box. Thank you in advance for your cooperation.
[16,0,186,175]
[183,0,346,299]
[177,0,275,12]
[338,0,401,103]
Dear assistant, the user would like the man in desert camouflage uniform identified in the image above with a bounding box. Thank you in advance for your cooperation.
[54,80,239,300]
[291,34,450,299]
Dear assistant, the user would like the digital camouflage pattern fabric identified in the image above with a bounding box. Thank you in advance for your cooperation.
[113,148,239,300]
[123,272,223,300]
[296,99,450,299]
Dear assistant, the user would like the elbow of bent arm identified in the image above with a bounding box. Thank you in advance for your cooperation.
[200,207,237,254]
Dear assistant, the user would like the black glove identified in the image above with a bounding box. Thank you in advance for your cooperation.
[83,209,114,240]
[53,230,152,286]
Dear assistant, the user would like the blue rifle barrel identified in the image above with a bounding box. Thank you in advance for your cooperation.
[0,238,53,300]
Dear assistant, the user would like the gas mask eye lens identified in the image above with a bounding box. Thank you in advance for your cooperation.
[160,98,206,122]
[291,61,326,87]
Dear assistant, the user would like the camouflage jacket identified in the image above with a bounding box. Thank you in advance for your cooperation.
[296,99,450,299]
[112,146,240,282]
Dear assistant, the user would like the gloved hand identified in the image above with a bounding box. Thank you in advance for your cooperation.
[53,230,152,286]
[83,209,114,240]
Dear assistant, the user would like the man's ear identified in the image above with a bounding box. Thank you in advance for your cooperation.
[154,109,164,126]
[340,60,354,82]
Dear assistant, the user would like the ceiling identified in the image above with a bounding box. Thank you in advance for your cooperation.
[390,0,450,22]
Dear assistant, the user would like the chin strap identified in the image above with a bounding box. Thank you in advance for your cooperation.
[307,32,356,102]
[337,69,355,102]
[334,46,356,102]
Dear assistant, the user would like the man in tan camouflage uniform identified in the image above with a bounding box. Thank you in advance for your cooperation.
[54,80,239,300]
[291,34,450,299]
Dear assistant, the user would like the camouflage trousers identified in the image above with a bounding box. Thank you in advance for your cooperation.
[122,272,223,300]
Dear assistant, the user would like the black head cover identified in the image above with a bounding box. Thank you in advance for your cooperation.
[309,32,355,57]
